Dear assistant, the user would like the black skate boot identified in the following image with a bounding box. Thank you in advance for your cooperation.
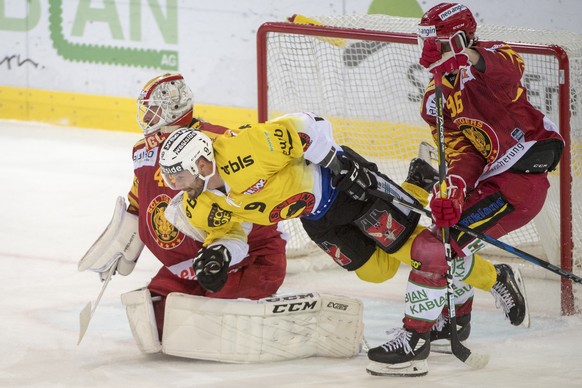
[491,264,530,327]
[430,313,471,354]
[366,328,430,377]
[405,157,439,191]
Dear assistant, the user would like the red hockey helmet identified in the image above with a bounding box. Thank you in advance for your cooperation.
[418,3,477,53]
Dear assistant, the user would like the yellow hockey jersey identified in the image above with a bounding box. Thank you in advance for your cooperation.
[165,112,339,247]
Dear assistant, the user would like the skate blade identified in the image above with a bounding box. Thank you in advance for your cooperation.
[366,360,428,377]
[513,266,531,328]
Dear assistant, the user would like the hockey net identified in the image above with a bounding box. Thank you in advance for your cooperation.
[257,15,582,314]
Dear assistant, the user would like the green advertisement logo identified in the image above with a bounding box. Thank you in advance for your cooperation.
[1,0,178,70]
[49,0,178,70]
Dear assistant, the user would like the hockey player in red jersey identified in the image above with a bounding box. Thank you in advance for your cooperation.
[365,2,564,375]
[80,74,287,343]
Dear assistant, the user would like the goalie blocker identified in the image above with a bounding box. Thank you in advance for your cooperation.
[78,196,144,278]
[121,289,364,362]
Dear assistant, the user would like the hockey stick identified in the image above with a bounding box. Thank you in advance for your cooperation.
[432,74,488,369]
[77,262,117,345]
[369,188,582,285]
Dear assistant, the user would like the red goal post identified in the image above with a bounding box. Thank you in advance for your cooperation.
[256,16,582,315]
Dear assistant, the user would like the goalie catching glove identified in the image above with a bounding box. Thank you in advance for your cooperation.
[193,245,232,292]
[429,175,467,227]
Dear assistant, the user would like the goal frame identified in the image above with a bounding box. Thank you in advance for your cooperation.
[256,21,575,315]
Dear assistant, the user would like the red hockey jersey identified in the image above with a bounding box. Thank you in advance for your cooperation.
[420,41,564,189]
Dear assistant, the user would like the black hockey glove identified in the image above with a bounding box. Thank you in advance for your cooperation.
[332,153,376,201]
[193,245,232,293]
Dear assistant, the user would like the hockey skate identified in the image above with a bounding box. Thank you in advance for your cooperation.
[429,313,471,354]
[405,142,439,191]
[491,264,530,328]
[366,328,430,377]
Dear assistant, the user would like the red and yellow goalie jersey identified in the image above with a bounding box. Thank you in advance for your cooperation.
[128,119,285,271]
[166,113,336,247]
[420,41,564,189]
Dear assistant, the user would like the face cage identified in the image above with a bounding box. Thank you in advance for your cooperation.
[137,98,171,136]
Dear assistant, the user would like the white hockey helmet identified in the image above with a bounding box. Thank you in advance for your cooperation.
[137,73,194,136]
[159,127,215,191]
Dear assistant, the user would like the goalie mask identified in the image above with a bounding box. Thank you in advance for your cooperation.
[159,127,216,196]
[417,3,477,56]
[137,73,194,146]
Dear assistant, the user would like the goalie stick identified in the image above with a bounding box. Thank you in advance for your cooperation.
[77,260,117,345]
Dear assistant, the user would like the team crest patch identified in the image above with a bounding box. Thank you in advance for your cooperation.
[320,241,352,267]
[269,192,315,222]
[455,117,500,163]
[147,194,185,249]
[208,203,232,227]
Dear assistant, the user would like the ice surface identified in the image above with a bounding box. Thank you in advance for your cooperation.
[1,120,581,387]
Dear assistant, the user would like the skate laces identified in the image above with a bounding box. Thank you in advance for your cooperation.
[380,328,414,355]
[491,281,515,316]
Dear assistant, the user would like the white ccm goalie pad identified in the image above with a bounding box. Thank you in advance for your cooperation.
[121,288,162,354]
[78,196,145,276]
[161,292,364,363]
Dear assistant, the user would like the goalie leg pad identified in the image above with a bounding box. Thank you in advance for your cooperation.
[161,292,364,362]
[316,294,365,358]
[120,288,162,354]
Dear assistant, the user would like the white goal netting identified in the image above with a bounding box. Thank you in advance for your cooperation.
[258,15,582,312]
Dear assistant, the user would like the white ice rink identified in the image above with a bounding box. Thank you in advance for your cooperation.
[1,120,582,387]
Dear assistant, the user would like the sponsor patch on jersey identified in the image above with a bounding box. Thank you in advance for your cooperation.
[208,203,232,227]
[273,127,294,156]
[133,147,158,169]
[242,179,266,195]
[269,192,315,222]
[453,193,513,247]
[425,93,437,117]
[220,155,254,175]
[454,117,500,163]
[146,194,185,249]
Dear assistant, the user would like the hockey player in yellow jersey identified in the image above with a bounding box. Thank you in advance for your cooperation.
[160,112,529,376]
